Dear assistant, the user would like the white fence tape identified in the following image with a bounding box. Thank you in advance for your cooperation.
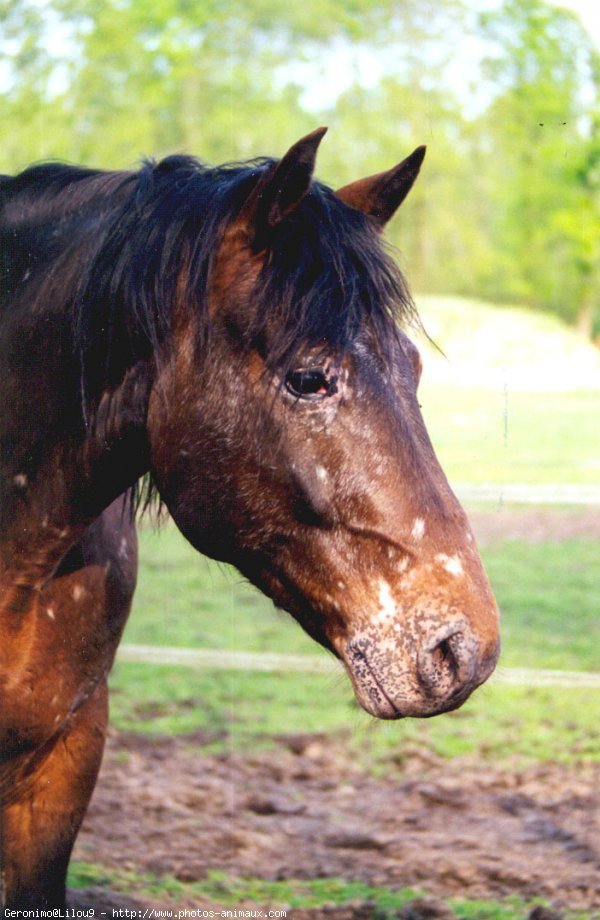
[455,483,600,505]
[118,644,332,673]
[117,644,600,688]
[119,485,599,687]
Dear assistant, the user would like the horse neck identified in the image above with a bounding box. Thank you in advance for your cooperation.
[0,286,151,595]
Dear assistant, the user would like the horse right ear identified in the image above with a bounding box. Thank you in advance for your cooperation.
[335,145,426,227]
[241,127,327,248]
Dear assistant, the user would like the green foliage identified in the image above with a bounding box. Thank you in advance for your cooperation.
[1,0,598,333]
[473,0,600,328]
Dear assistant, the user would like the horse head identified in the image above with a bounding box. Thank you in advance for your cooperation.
[145,129,500,719]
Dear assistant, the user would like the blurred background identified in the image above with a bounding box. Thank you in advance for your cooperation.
[3,1,600,916]
[1,0,599,339]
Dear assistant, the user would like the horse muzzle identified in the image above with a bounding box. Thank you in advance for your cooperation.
[338,618,500,720]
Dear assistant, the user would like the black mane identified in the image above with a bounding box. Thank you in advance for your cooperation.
[1,154,416,407]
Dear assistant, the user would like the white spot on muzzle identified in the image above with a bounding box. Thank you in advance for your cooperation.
[315,465,328,482]
[411,517,425,540]
[46,607,55,620]
[72,585,85,601]
[376,579,397,623]
[436,553,464,576]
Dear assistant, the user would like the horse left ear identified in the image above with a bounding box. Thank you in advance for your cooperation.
[335,145,426,227]
[243,127,327,246]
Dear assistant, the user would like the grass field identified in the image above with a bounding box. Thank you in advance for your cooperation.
[415,296,600,486]
[420,386,600,485]
[108,523,600,765]
[124,527,600,671]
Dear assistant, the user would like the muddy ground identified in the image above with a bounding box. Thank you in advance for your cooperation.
[71,509,600,918]
[72,731,600,917]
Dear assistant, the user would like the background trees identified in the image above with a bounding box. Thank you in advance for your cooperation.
[1,0,598,338]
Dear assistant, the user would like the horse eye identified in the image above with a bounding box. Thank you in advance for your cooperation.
[285,368,336,399]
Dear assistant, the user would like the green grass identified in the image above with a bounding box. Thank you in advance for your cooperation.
[412,295,600,485]
[125,527,600,671]
[420,386,600,485]
[68,863,593,919]
[485,538,600,671]
[415,297,600,402]
[107,526,600,764]
[124,524,316,654]
[109,662,600,763]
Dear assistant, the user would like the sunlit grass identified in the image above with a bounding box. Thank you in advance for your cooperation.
[485,538,600,671]
[420,386,600,485]
[125,527,600,671]
[107,527,600,764]
[412,295,600,486]
[109,661,600,764]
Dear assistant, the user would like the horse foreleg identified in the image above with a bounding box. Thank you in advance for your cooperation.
[1,681,108,910]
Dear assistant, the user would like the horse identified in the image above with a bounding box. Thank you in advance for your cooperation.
[0,128,500,910]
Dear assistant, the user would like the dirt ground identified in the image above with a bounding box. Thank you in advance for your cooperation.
[72,730,600,917]
[71,509,600,918]
[467,506,600,547]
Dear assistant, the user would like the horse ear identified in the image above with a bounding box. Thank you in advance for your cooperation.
[335,145,426,227]
[243,127,327,245]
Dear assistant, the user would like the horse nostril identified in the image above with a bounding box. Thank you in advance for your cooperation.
[431,636,459,679]
[417,630,472,697]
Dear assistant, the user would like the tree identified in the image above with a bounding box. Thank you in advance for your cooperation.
[475,0,599,330]
[1,0,598,335]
